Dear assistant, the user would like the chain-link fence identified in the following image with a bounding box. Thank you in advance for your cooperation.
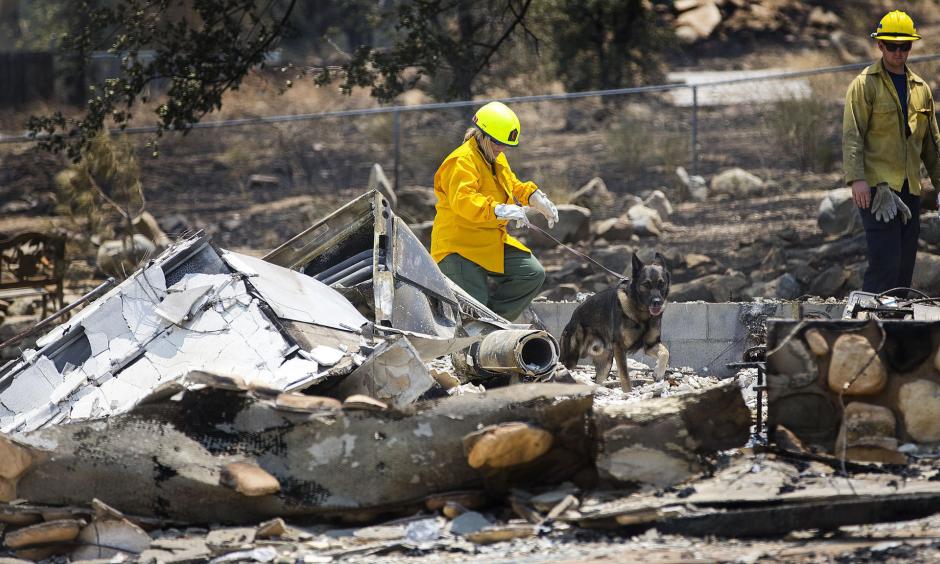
[5,55,940,213]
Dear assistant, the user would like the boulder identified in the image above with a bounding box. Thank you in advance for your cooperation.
[898,379,940,443]
[804,329,829,357]
[749,273,802,300]
[710,168,765,198]
[592,217,634,242]
[828,334,886,396]
[707,270,749,302]
[912,253,940,296]
[808,264,849,298]
[675,1,722,43]
[525,205,591,250]
[671,271,749,302]
[834,402,904,464]
[569,177,616,212]
[133,211,171,251]
[96,235,157,279]
[920,216,940,245]
[676,166,707,202]
[643,189,673,219]
[368,163,397,209]
[592,244,636,278]
[627,205,663,237]
[818,188,861,236]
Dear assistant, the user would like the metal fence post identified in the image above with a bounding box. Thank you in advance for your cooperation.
[392,109,401,191]
[691,85,699,177]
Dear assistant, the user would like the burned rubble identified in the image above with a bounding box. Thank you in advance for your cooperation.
[5,191,940,561]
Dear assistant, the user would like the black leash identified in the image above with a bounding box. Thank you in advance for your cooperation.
[526,222,627,282]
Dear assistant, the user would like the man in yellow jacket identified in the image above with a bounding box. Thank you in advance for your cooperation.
[843,9,940,295]
[431,101,558,320]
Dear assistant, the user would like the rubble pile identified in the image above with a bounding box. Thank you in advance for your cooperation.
[660,0,845,50]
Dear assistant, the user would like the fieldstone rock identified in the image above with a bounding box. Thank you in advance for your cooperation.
[158,213,192,236]
[525,205,591,250]
[804,329,829,356]
[96,235,157,278]
[808,264,849,298]
[671,271,748,302]
[912,253,940,296]
[834,402,905,464]
[828,334,886,396]
[592,244,636,277]
[627,205,663,237]
[818,188,861,236]
[898,379,940,443]
[749,273,802,300]
[920,216,940,245]
[710,168,765,197]
[593,217,634,242]
[685,253,713,269]
[766,333,814,375]
[133,211,171,251]
[644,189,673,219]
[676,166,707,202]
[676,1,721,43]
[368,163,397,209]
[815,234,867,264]
[396,186,437,223]
[670,277,714,302]
[569,177,616,212]
[707,270,749,301]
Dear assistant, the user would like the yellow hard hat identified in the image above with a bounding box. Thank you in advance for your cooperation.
[871,10,920,41]
[472,101,521,146]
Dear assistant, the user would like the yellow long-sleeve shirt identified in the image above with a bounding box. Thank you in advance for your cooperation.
[843,59,940,196]
[430,137,539,273]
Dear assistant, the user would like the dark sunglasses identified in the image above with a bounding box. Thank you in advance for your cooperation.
[882,41,912,52]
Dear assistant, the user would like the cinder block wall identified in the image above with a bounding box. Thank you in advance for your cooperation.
[530,301,845,379]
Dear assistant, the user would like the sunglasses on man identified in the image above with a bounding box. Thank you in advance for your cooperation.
[882,41,912,52]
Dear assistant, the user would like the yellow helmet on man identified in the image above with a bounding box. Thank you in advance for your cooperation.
[871,10,921,41]
[472,101,521,146]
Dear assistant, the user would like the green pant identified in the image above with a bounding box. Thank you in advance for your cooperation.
[438,246,546,321]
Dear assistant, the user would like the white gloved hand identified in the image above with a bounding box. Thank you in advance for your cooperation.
[495,203,529,228]
[528,189,559,228]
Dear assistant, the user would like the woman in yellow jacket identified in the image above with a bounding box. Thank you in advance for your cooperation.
[431,101,558,321]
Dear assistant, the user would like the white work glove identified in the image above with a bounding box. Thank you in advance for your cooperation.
[871,183,898,223]
[891,190,912,224]
[495,203,529,228]
[528,190,559,228]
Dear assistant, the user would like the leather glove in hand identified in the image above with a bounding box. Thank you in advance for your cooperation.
[495,203,529,228]
[528,190,559,228]
[891,190,912,224]
[871,184,899,223]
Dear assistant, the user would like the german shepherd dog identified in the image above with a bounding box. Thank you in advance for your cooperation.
[560,253,670,392]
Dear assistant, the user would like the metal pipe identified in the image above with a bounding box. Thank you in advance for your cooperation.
[313,249,372,282]
[319,256,373,285]
[333,264,373,287]
[474,330,559,377]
